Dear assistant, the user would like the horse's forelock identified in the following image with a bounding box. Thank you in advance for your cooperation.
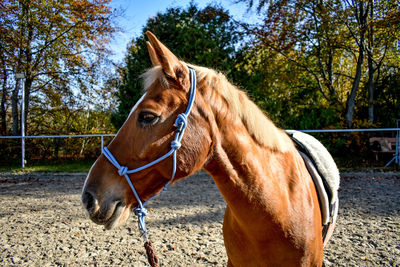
[140,66,169,91]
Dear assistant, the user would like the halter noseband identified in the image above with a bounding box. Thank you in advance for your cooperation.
[102,68,196,239]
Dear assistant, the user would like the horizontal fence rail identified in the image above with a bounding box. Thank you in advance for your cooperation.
[0,134,116,139]
[299,128,400,133]
[1,128,399,139]
[0,128,399,168]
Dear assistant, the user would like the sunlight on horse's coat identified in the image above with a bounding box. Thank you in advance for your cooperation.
[82,31,340,267]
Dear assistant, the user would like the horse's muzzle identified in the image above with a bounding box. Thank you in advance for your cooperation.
[81,190,127,229]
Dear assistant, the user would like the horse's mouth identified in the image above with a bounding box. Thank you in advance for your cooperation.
[104,201,126,229]
[89,201,128,230]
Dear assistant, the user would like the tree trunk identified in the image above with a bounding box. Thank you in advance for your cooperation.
[11,80,20,136]
[344,0,368,128]
[23,78,32,135]
[327,48,336,99]
[344,47,364,128]
[21,2,34,136]
[367,53,375,123]
[11,0,28,136]
[1,71,7,135]
[367,0,374,123]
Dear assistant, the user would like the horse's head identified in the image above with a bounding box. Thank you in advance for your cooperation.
[81,32,213,229]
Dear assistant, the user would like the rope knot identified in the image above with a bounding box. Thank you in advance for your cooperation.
[171,140,182,150]
[134,206,148,218]
[175,113,187,131]
[118,166,128,176]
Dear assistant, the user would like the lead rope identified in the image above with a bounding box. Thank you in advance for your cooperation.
[102,68,196,267]
[104,146,158,266]
[144,240,159,267]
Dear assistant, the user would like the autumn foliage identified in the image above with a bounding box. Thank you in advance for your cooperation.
[0,1,399,167]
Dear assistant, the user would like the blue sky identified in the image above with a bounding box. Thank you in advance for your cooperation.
[108,0,255,62]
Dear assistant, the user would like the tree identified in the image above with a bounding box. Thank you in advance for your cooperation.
[111,3,239,128]
[342,0,369,128]
[0,0,117,135]
[238,0,400,128]
[241,0,347,101]
[363,0,400,123]
[236,0,349,129]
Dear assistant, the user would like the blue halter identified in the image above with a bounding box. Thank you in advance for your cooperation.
[102,68,196,239]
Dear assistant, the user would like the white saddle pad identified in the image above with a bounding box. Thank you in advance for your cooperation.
[286,130,340,225]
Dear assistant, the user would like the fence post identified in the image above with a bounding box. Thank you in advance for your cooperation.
[101,135,104,152]
[16,72,25,168]
[396,131,399,166]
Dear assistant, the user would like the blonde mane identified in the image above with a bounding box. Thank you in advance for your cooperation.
[189,64,292,152]
[141,64,292,152]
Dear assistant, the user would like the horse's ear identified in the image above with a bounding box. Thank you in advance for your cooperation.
[146,41,160,66]
[146,31,188,87]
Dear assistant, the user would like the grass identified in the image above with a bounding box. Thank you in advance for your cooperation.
[0,156,398,173]
[0,159,95,173]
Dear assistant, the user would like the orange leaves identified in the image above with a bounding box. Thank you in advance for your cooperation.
[0,0,118,136]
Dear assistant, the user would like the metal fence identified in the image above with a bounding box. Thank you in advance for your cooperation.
[0,128,399,168]
[0,134,116,168]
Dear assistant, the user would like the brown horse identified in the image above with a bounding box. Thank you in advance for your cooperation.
[82,31,338,266]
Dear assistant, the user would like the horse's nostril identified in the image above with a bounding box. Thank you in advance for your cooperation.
[82,191,97,213]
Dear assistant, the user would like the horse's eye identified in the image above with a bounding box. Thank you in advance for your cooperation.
[138,111,159,125]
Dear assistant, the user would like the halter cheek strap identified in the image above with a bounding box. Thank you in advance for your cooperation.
[102,68,196,239]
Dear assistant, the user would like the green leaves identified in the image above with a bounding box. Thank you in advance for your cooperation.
[238,0,400,129]
[111,3,239,128]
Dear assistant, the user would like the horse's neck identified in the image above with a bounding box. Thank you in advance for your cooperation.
[205,124,287,214]
[202,88,300,224]
[204,128,293,216]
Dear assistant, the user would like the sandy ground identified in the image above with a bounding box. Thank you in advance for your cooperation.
[0,171,399,266]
